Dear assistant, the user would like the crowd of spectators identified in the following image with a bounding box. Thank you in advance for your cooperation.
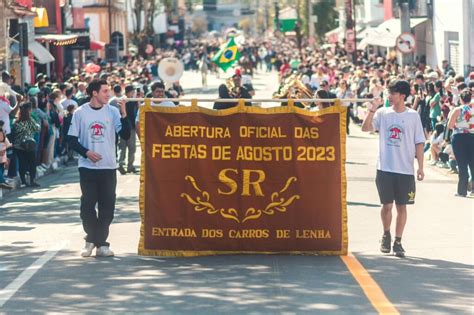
[0,33,472,195]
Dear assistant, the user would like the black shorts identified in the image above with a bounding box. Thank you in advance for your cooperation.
[375,170,416,205]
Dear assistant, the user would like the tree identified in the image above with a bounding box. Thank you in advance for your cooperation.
[313,0,338,42]
[191,16,207,35]
[131,0,144,35]
[239,18,252,33]
[130,0,172,37]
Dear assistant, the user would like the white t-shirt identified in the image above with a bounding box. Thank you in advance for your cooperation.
[430,133,444,146]
[61,98,78,110]
[0,99,13,135]
[372,107,425,175]
[68,103,122,170]
[310,74,328,90]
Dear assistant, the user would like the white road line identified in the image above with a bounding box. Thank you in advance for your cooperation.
[0,240,68,308]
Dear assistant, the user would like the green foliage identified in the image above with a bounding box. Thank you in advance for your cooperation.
[313,0,338,42]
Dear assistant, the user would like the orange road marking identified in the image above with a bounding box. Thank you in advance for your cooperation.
[341,253,399,315]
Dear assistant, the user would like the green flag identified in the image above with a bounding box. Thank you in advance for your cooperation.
[212,37,240,72]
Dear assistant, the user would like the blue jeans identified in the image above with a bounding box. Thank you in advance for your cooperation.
[0,163,5,183]
[451,133,474,195]
[6,134,17,177]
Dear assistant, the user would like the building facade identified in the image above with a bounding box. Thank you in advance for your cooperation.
[354,0,472,76]
[424,0,473,76]
[77,0,128,59]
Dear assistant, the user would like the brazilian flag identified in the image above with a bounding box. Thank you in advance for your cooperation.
[212,37,240,72]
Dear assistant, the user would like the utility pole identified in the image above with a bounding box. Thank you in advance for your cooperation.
[399,0,412,66]
[256,0,260,34]
[108,0,114,66]
[296,0,302,49]
[307,0,315,38]
[18,22,28,87]
[352,0,357,63]
[108,0,112,43]
[274,1,280,33]
[462,0,471,76]
[265,0,269,32]
[344,0,356,63]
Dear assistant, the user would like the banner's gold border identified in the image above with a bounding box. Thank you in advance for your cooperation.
[137,249,345,256]
[138,99,151,255]
[336,100,349,256]
[136,100,346,117]
[138,100,349,256]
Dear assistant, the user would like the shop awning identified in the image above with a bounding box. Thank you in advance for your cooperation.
[361,18,428,48]
[325,27,342,44]
[35,34,78,46]
[29,41,55,64]
[90,40,106,50]
[325,25,366,44]
[8,1,36,16]
[378,18,428,36]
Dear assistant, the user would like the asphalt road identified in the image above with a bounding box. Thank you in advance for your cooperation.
[0,69,473,314]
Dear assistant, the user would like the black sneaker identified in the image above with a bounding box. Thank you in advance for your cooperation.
[380,233,391,253]
[127,166,139,174]
[117,165,127,175]
[393,241,406,257]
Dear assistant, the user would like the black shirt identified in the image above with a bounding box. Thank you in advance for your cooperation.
[125,101,139,129]
[213,84,252,110]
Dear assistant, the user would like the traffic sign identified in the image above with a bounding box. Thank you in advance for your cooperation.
[396,32,416,54]
[105,44,118,63]
[345,40,355,53]
[345,29,355,41]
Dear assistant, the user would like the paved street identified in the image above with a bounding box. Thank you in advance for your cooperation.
[0,70,473,314]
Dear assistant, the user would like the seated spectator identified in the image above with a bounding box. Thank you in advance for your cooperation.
[438,142,458,174]
[429,123,445,165]
[0,120,12,189]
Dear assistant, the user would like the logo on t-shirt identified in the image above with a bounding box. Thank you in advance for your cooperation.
[387,124,403,146]
[89,121,106,142]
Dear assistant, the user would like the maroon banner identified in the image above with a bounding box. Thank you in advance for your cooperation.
[139,103,348,256]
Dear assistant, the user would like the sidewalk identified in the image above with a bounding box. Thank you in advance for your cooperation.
[0,156,76,200]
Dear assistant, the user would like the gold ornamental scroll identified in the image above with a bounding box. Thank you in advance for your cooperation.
[138,100,348,256]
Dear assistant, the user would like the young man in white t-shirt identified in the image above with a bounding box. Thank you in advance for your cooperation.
[60,86,78,111]
[362,80,425,257]
[68,79,131,257]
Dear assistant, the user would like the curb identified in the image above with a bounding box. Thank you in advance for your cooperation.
[0,156,76,199]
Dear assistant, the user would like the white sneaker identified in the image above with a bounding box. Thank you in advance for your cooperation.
[80,242,95,257]
[96,246,114,257]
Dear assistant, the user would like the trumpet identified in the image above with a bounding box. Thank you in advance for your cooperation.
[226,78,241,98]
[273,74,314,108]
